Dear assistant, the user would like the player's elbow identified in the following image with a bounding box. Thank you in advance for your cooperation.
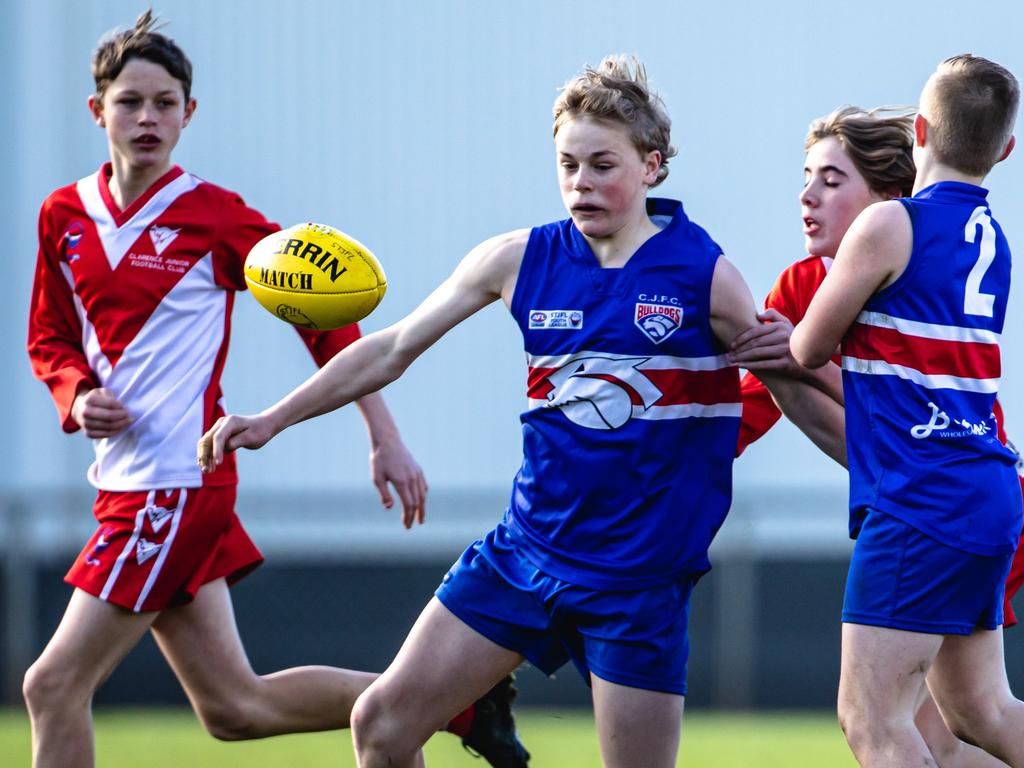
[790,333,829,369]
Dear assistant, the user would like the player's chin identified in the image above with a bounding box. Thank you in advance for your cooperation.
[571,216,614,239]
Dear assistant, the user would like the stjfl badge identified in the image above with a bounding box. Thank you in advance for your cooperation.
[634,301,682,344]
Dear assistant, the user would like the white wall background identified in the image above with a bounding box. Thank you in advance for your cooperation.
[6,0,1024,508]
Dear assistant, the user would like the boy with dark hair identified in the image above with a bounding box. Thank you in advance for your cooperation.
[25,11,523,768]
[790,55,1024,766]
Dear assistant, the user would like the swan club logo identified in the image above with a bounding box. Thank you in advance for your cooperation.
[529,309,583,330]
[635,302,682,344]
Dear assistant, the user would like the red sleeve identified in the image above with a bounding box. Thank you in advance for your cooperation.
[27,201,96,433]
[993,399,1009,446]
[210,191,363,367]
[293,323,363,367]
[737,371,782,456]
[736,258,824,456]
[211,191,281,290]
[764,259,823,324]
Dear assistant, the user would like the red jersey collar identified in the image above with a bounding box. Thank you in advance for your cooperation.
[98,163,186,226]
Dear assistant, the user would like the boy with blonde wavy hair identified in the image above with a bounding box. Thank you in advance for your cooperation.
[200,54,840,768]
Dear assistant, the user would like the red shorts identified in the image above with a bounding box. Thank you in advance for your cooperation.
[1004,475,1024,628]
[66,485,263,613]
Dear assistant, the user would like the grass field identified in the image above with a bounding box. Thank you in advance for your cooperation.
[0,707,857,766]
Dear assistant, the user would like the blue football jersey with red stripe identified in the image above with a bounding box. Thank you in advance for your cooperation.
[842,182,1021,555]
[504,198,741,589]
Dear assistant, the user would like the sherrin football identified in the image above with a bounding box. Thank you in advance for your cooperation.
[244,222,387,330]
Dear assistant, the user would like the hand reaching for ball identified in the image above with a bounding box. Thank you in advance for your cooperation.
[197,413,276,473]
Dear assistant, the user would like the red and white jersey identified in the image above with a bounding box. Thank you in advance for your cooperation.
[737,254,832,455]
[29,164,360,491]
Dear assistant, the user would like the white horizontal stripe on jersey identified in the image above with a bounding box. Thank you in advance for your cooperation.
[841,355,1000,394]
[856,311,1000,345]
[527,350,731,371]
[527,398,742,418]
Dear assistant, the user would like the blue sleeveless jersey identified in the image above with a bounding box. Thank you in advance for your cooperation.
[504,198,741,589]
[842,182,1021,555]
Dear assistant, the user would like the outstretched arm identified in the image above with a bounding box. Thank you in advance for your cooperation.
[710,257,846,466]
[197,230,527,472]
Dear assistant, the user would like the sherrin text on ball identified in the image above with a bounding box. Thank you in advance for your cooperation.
[244,222,386,329]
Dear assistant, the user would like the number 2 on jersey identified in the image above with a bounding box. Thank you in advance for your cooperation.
[963,205,996,317]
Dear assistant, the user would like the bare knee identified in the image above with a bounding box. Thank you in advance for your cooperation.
[940,693,1000,748]
[194,695,262,741]
[837,690,889,757]
[351,689,421,763]
[23,656,87,716]
[837,698,866,755]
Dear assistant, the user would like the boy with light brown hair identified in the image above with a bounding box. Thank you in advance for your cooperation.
[790,55,1024,766]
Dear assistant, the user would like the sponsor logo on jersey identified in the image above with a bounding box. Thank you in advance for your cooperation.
[911,401,992,440]
[529,309,583,330]
[135,538,162,565]
[542,354,661,429]
[634,302,682,344]
[148,226,181,256]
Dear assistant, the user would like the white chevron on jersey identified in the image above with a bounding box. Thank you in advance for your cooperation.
[76,171,201,270]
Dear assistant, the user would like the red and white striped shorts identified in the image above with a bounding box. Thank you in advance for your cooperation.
[66,485,263,613]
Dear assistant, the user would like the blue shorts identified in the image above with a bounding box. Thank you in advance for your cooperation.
[843,509,1013,635]
[435,523,694,695]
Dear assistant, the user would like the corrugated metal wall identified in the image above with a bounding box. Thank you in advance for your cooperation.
[9,0,1023,498]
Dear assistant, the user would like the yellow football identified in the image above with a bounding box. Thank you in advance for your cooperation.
[244,222,387,330]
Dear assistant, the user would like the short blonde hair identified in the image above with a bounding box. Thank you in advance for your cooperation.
[925,54,1019,177]
[805,106,916,197]
[553,55,677,187]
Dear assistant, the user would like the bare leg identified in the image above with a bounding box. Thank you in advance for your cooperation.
[351,597,524,768]
[929,628,1024,766]
[837,623,943,766]
[151,577,377,739]
[591,674,684,768]
[916,688,1009,768]
[23,589,157,768]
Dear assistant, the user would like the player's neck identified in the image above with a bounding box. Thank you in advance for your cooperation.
[912,157,986,195]
[107,156,174,211]
[586,213,661,269]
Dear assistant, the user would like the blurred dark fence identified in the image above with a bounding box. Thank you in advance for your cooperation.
[4,488,1024,711]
